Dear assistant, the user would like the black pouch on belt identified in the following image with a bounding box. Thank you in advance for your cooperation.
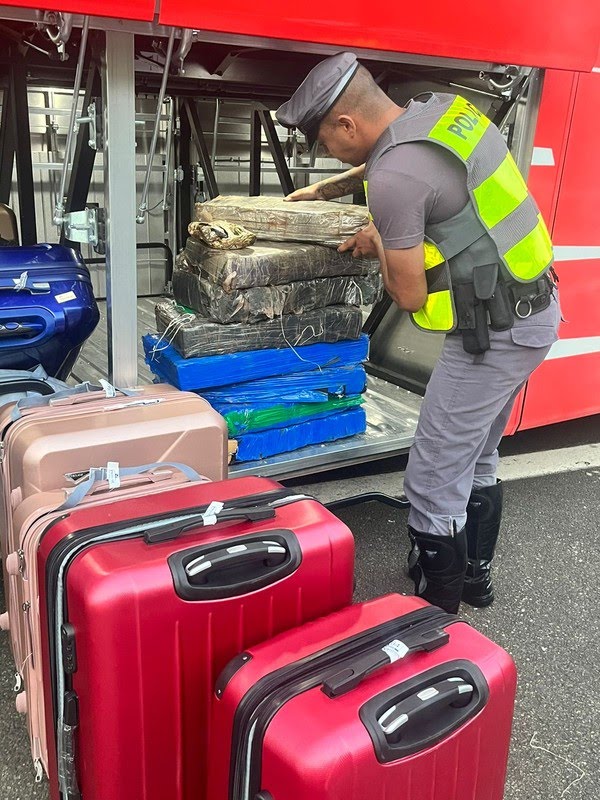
[473,263,514,332]
[454,282,490,355]
[473,261,514,334]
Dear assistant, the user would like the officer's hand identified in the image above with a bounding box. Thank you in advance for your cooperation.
[284,183,324,202]
[338,222,381,259]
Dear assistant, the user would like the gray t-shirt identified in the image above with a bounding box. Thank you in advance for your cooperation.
[366,98,469,250]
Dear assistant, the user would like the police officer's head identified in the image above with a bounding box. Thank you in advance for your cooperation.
[276,52,398,166]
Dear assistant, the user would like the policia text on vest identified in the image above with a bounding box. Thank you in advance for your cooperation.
[445,100,483,142]
[365,93,555,354]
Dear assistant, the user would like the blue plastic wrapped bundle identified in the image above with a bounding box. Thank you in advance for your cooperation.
[142,333,369,391]
[220,395,364,436]
[234,407,367,462]
[201,365,366,405]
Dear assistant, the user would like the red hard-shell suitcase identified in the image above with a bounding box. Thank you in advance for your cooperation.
[36,476,355,800]
[5,462,210,779]
[209,594,517,800]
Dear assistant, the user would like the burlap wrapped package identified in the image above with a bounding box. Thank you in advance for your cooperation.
[173,251,383,324]
[196,196,369,247]
[155,300,363,358]
[183,237,375,292]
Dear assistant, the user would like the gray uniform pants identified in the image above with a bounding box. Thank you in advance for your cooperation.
[404,295,561,536]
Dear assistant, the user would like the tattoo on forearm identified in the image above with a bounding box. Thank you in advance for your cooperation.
[319,175,365,200]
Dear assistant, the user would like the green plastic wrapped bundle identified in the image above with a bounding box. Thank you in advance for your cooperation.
[218,395,364,436]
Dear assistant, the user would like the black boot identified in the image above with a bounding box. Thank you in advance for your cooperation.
[462,481,503,607]
[407,526,467,614]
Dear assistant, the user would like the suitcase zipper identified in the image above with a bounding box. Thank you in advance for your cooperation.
[42,488,311,798]
[228,608,457,800]
[22,600,35,669]
[34,758,44,783]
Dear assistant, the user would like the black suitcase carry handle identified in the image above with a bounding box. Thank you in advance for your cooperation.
[360,660,490,762]
[145,506,275,544]
[322,627,449,698]
[185,540,287,580]
[143,488,310,544]
[375,676,474,738]
[168,529,302,600]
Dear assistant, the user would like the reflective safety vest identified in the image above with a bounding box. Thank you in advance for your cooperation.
[364,93,554,334]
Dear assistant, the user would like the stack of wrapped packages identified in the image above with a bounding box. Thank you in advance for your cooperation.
[143,196,383,463]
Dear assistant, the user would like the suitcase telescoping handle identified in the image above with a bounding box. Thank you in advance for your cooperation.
[322,628,450,698]
[58,462,206,510]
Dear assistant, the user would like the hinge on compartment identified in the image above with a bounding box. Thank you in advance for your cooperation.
[75,98,103,151]
[63,207,106,254]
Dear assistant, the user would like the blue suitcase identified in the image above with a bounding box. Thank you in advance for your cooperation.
[0,244,99,379]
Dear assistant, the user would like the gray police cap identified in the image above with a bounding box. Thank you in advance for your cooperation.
[276,52,359,147]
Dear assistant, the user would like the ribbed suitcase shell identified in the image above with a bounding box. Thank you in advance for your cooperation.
[209,594,516,800]
[0,244,99,378]
[0,383,228,568]
[36,476,355,800]
[4,465,209,775]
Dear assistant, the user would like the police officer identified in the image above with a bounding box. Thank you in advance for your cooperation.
[277,52,560,614]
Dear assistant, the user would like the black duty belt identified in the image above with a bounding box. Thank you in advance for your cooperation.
[508,274,554,319]
[454,269,555,355]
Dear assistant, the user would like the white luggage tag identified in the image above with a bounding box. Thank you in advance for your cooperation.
[201,501,225,526]
[106,461,121,490]
[99,379,118,398]
[13,271,28,291]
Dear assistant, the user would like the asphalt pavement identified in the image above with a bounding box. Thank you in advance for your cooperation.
[1,422,599,798]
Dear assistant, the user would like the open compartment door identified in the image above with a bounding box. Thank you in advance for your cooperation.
[159,0,600,73]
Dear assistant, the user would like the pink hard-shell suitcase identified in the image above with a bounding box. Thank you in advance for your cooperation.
[0,383,180,556]
[0,381,228,617]
[209,593,517,800]
[2,461,210,781]
[34,476,355,800]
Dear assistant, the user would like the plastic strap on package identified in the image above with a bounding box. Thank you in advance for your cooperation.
[183,238,377,292]
[155,301,363,358]
[219,395,364,436]
[173,252,383,323]
[198,196,370,247]
[233,407,367,462]
[200,364,367,405]
[142,333,369,391]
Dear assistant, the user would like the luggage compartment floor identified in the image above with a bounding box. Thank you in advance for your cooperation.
[70,297,422,479]
[70,297,162,387]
